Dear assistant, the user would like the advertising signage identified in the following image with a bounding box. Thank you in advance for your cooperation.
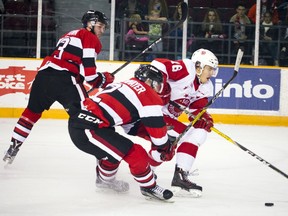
[210,67,281,111]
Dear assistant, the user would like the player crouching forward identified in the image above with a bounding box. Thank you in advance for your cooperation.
[67,65,175,201]
[124,49,219,198]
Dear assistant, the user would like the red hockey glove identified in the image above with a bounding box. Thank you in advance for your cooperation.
[150,140,175,162]
[89,72,115,89]
[157,82,171,105]
[189,111,214,132]
[160,142,176,161]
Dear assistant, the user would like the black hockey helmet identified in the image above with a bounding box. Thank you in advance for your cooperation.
[81,10,108,28]
[134,65,164,92]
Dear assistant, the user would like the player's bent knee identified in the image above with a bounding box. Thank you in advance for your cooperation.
[123,144,149,174]
[181,128,207,147]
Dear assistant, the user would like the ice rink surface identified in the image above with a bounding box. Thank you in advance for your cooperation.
[0,118,288,216]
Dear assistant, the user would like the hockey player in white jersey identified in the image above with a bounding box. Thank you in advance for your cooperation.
[124,48,219,197]
[152,48,218,197]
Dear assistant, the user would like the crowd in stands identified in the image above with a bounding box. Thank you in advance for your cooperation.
[117,0,288,66]
[2,0,288,66]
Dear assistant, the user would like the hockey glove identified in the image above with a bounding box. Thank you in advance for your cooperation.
[150,140,175,162]
[89,72,115,89]
[189,111,214,132]
[157,82,171,105]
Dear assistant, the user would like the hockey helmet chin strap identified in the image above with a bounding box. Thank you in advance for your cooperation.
[195,61,204,84]
[87,21,96,34]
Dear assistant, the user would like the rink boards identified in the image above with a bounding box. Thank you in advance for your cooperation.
[0,58,287,126]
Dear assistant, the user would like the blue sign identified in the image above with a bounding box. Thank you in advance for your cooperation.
[209,67,281,111]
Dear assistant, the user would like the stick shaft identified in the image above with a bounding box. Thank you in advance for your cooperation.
[211,127,288,179]
[170,101,288,179]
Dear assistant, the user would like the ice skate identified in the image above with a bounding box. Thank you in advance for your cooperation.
[3,141,22,164]
[140,184,174,202]
[96,172,129,193]
[171,165,202,198]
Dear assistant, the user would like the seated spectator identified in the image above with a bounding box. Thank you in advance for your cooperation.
[259,12,279,66]
[198,8,226,54]
[125,13,149,45]
[230,2,252,63]
[125,13,149,61]
[248,0,279,24]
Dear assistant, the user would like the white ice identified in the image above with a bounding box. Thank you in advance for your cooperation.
[0,118,288,216]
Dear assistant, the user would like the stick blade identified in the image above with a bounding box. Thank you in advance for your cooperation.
[234,48,244,72]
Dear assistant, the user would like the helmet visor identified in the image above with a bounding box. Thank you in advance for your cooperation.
[151,80,164,93]
[212,67,219,77]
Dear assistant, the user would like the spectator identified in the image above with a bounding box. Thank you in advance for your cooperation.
[259,11,279,66]
[127,13,149,36]
[230,2,252,63]
[125,13,149,60]
[198,8,225,55]
[248,0,279,24]
[146,9,168,60]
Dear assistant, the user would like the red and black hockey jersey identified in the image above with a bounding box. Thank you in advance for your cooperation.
[83,78,169,147]
[39,28,102,82]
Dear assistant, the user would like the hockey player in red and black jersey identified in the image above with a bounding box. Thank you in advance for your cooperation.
[124,49,219,198]
[3,10,115,164]
[67,65,175,201]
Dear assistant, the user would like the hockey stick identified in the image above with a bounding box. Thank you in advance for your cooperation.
[87,2,188,94]
[211,127,288,179]
[169,101,288,179]
[172,48,244,145]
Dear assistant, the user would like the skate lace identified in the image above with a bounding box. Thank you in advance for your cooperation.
[151,185,165,195]
[12,140,22,149]
[182,171,198,185]
[188,169,199,177]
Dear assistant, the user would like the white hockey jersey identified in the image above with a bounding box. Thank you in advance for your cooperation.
[151,58,213,119]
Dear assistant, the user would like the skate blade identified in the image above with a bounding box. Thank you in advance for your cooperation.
[144,195,175,203]
[95,185,129,194]
[171,186,202,198]
[3,157,13,168]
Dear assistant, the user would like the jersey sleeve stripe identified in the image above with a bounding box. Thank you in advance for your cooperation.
[65,44,82,58]
[140,105,163,118]
[83,48,96,58]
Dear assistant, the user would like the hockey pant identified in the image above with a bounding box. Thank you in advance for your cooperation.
[11,69,87,144]
[68,125,156,188]
[164,116,208,171]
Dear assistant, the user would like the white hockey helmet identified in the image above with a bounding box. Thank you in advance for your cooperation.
[191,48,219,77]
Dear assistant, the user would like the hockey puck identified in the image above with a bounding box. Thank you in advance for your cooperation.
[265,203,274,207]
